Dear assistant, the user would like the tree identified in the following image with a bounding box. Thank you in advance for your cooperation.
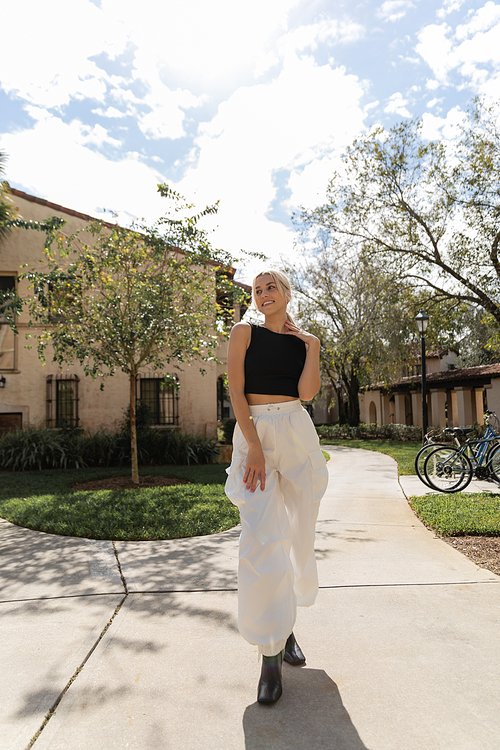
[298,98,500,329]
[0,151,18,239]
[285,251,427,424]
[0,149,65,248]
[15,185,242,483]
[455,307,500,368]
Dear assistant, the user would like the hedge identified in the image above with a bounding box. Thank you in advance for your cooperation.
[316,422,422,442]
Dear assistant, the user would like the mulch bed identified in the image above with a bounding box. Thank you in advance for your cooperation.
[72,476,191,491]
[443,536,500,577]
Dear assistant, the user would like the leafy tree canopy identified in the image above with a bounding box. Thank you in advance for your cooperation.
[285,249,464,425]
[297,97,500,329]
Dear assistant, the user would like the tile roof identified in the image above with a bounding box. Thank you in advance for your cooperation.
[8,188,250,287]
[9,187,117,228]
[418,347,459,359]
[367,362,500,391]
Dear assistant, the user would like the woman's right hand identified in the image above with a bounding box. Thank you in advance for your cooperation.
[243,445,266,492]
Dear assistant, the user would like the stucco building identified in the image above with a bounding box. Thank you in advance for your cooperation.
[360,349,500,429]
[0,189,246,438]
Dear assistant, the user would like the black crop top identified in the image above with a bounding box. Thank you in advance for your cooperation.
[244,324,306,397]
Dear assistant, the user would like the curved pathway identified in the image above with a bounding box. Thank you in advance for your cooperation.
[0,447,499,750]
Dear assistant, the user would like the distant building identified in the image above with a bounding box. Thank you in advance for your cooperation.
[0,189,248,438]
[360,349,500,428]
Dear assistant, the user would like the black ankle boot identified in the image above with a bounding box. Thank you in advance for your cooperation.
[257,650,284,704]
[284,632,306,666]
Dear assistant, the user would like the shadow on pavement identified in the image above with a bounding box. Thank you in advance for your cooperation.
[243,668,370,750]
[0,520,123,601]
[115,527,240,592]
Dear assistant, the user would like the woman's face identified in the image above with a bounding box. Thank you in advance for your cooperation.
[254,274,287,315]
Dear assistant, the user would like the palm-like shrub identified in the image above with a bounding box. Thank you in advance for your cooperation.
[0,425,219,471]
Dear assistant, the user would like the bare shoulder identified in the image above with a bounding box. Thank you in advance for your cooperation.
[230,321,252,343]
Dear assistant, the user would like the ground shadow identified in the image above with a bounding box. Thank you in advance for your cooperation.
[243,668,370,750]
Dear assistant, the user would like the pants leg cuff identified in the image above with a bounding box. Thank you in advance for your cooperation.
[258,639,287,657]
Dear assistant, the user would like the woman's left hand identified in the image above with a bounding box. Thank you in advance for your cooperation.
[284,320,319,349]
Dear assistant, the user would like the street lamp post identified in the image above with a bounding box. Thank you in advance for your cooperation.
[415,310,430,443]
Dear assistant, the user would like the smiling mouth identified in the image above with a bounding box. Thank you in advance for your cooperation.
[262,301,274,306]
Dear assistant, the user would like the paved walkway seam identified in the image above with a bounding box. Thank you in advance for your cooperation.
[0,591,126,605]
[319,580,500,590]
[126,587,238,594]
[25,543,129,746]
[25,593,127,750]
[112,540,128,594]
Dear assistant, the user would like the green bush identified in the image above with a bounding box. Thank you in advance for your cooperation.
[0,426,85,471]
[0,425,219,471]
[126,428,219,466]
[316,422,422,442]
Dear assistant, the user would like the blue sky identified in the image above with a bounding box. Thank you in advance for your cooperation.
[1,0,499,282]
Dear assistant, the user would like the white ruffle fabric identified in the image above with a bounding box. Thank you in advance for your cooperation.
[225,400,329,657]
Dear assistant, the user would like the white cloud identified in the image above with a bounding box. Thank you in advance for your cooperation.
[175,53,366,266]
[92,107,128,119]
[377,0,415,23]
[0,0,126,108]
[420,105,463,140]
[138,86,204,141]
[455,1,500,39]
[278,18,365,56]
[21,108,122,148]
[1,115,167,225]
[384,92,411,117]
[417,3,500,99]
[416,24,453,82]
[104,0,301,87]
[2,0,286,138]
[436,0,466,20]
[76,122,122,149]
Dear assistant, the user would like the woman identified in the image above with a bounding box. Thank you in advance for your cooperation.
[225,269,329,705]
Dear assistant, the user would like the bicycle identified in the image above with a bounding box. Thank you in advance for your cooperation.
[422,411,500,492]
[414,424,481,489]
[414,429,458,489]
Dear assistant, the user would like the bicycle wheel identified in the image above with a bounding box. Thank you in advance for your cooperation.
[415,443,453,489]
[487,443,500,482]
[423,446,472,492]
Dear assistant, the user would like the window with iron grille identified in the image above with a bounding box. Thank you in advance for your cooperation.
[46,375,79,428]
[0,276,16,370]
[137,375,179,426]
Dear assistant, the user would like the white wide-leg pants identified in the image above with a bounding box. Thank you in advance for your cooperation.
[225,400,329,657]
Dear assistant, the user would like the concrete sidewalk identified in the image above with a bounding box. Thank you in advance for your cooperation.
[1,447,499,750]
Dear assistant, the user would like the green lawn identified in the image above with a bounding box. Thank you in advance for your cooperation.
[0,452,331,541]
[408,492,500,536]
[0,464,239,541]
[4,442,498,540]
[320,438,421,475]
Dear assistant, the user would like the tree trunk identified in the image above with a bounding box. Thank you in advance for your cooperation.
[129,370,139,484]
[336,387,348,424]
[345,367,361,427]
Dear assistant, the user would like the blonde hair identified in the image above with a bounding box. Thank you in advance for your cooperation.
[252,269,297,325]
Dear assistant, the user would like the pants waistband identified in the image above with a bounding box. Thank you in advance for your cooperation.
[249,400,302,416]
